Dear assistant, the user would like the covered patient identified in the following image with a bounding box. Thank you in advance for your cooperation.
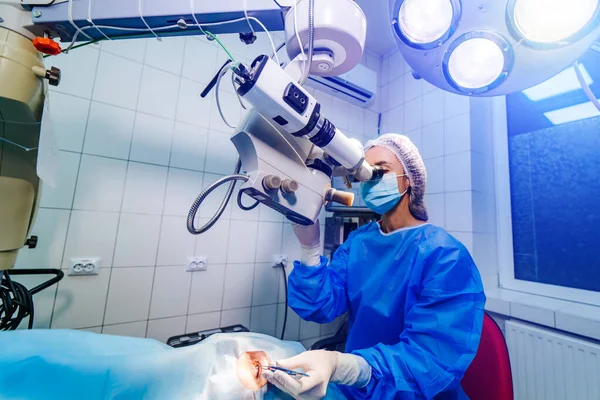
[0,330,346,399]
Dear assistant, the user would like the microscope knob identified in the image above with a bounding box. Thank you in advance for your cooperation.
[281,179,299,194]
[239,32,257,45]
[31,66,61,86]
[25,235,38,249]
[46,67,61,86]
[262,175,282,190]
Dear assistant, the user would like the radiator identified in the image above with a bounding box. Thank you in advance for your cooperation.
[505,320,600,400]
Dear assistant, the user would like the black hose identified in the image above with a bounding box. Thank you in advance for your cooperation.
[9,269,65,295]
[0,271,34,330]
[279,262,289,340]
[237,189,260,211]
[0,269,64,331]
[201,59,233,98]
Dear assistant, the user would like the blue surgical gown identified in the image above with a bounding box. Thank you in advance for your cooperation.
[288,223,486,399]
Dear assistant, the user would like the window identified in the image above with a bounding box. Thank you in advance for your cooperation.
[498,47,600,304]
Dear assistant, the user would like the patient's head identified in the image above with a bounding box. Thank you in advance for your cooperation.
[199,333,310,399]
[206,337,273,399]
[236,351,271,390]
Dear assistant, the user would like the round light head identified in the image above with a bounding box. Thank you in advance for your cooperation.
[444,32,513,94]
[512,0,599,44]
[400,0,453,43]
[393,0,461,49]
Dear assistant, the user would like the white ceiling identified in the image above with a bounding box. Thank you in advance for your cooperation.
[355,0,397,55]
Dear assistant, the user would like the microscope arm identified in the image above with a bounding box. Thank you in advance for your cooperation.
[21,0,287,42]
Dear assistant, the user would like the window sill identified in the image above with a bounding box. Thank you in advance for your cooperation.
[483,280,600,341]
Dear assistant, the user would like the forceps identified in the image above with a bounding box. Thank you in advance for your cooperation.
[263,365,310,377]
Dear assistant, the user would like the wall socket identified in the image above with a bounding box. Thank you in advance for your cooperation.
[69,258,100,276]
[187,257,208,272]
[273,255,288,267]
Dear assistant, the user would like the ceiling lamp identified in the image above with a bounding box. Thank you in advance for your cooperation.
[389,0,600,96]
[444,32,513,93]
[509,0,599,46]
[393,0,461,49]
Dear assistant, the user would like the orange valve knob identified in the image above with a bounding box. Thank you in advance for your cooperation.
[33,37,62,56]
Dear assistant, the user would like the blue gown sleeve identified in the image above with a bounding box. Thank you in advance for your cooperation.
[287,229,358,324]
[349,241,486,400]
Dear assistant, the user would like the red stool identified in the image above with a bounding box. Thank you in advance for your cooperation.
[461,313,514,400]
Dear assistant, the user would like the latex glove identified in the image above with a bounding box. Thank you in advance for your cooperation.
[292,221,321,267]
[264,350,371,400]
[292,221,320,248]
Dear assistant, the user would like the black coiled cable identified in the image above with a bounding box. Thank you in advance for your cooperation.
[0,269,63,331]
[0,271,34,330]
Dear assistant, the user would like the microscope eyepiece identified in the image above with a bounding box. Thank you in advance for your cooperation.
[369,166,385,181]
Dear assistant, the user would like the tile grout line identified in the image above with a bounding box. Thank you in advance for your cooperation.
[191,93,221,325]
[247,217,262,332]
[98,164,133,331]
[143,100,171,337]
[155,43,180,170]
[442,80,448,230]
[100,42,147,334]
[48,47,102,329]
[57,149,237,190]
[218,205,233,328]
[86,301,291,332]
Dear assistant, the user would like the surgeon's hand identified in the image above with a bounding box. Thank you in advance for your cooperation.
[292,221,321,266]
[264,350,371,400]
[292,221,320,248]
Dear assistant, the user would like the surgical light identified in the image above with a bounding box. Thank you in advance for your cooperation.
[397,0,454,46]
[390,0,600,96]
[512,0,599,44]
[544,102,600,125]
[523,65,594,101]
[445,33,511,93]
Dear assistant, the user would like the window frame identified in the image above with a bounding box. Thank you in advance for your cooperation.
[492,96,600,306]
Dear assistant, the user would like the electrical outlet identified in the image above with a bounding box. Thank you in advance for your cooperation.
[69,258,100,276]
[273,255,288,267]
[187,257,208,272]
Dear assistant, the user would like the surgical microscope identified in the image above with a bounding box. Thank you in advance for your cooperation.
[0,0,380,258]
[0,0,382,328]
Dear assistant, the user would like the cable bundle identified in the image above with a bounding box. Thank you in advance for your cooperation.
[0,271,34,331]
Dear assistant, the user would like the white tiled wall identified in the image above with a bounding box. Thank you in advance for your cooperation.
[16,33,377,347]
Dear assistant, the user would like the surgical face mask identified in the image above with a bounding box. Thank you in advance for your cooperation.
[360,173,408,215]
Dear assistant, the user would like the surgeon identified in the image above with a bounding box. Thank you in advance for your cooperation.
[264,134,486,399]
